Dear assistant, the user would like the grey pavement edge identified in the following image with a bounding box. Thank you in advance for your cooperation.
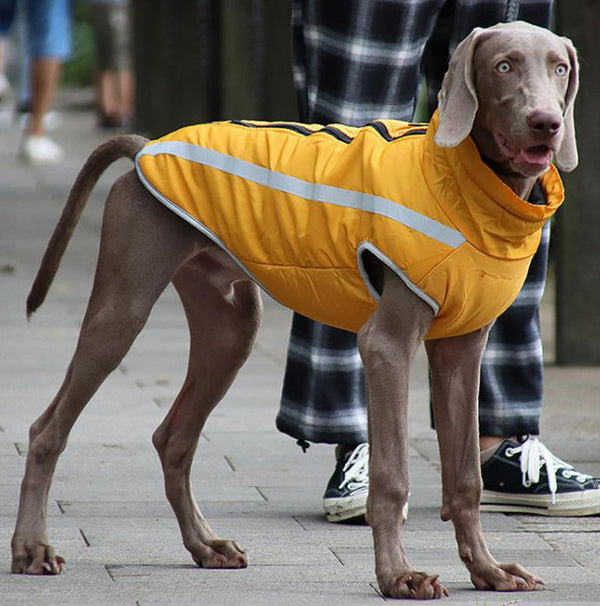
[1,89,599,605]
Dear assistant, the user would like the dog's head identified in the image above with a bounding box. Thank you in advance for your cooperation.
[435,21,579,176]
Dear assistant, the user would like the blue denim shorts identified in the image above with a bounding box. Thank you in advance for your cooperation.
[25,0,72,59]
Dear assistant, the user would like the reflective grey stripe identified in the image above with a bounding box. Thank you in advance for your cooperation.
[136,140,466,249]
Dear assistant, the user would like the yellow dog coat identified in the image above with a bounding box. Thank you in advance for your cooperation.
[135,112,563,339]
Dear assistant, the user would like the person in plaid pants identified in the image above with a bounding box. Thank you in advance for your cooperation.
[276,0,600,520]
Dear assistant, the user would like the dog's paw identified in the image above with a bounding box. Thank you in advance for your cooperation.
[11,539,65,575]
[378,571,449,599]
[192,538,248,569]
[470,561,544,592]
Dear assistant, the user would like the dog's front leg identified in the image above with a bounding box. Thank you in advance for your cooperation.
[358,270,447,599]
[426,329,544,592]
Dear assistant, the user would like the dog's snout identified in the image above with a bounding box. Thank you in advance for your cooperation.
[527,110,561,136]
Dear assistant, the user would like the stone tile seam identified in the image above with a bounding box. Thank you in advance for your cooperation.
[255,487,268,501]
[292,516,308,531]
[80,528,91,547]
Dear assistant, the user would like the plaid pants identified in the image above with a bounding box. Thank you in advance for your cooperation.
[276,0,554,445]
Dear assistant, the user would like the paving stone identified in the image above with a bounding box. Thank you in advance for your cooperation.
[537,531,600,576]
[0,565,137,606]
[112,566,383,606]
[332,545,578,567]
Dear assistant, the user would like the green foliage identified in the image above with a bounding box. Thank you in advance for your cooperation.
[61,3,95,87]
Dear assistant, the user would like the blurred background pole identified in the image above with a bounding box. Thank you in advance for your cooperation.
[221,0,263,119]
[221,0,296,120]
[132,0,220,137]
[554,1,600,365]
[132,0,295,138]
[260,0,297,120]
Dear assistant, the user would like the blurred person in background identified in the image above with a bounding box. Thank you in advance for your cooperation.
[16,0,72,163]
[84,0,133,129]
[278,0,600,524]
[0,0,15,107]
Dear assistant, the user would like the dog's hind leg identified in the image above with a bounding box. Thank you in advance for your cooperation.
[152,257,262,568]
[11,173,201,575]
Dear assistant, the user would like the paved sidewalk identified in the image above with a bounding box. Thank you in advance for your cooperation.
[1,92,599,605]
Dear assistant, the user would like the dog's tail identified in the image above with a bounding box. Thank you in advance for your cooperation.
[26,134,149,318]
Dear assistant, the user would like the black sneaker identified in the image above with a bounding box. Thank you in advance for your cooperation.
[480,435,600,516]
[322,443,409,523]
[323,443,369,522]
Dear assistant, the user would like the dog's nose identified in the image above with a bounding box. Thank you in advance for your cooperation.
[527,110,561,135]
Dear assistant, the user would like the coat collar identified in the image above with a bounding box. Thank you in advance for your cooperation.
[422,110,564,259]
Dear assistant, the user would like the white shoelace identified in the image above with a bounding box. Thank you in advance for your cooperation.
[506,436,593,504]
[340,443,369,491]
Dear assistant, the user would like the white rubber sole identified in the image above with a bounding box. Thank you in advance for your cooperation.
[324,490,409,523]
[480,488,600,516]
[324,490,368,522]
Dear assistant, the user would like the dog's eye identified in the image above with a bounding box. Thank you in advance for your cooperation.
[555,64,568,77]
[496,61,511,73]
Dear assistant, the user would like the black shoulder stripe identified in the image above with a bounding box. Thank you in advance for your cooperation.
[231,120,315,136]
[319,126,353,144]
[367,121,427,141]
[230,119,426,144]
[367,121,393,141]
[230,120,354,144]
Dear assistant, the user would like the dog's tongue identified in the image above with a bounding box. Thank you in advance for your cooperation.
[520,145,553,166]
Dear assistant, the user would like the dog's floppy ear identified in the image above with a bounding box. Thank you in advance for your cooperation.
[435,28,486,148]
[554,36,579,172]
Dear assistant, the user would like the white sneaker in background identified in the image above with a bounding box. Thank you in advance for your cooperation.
[0,74,14,128]
[19,110,61,132]
[20,134,64,164]
[0,73,11,100]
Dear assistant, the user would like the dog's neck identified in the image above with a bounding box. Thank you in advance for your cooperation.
[470,126,538,202]
[497,171,537,204]
[481,156,537,201]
